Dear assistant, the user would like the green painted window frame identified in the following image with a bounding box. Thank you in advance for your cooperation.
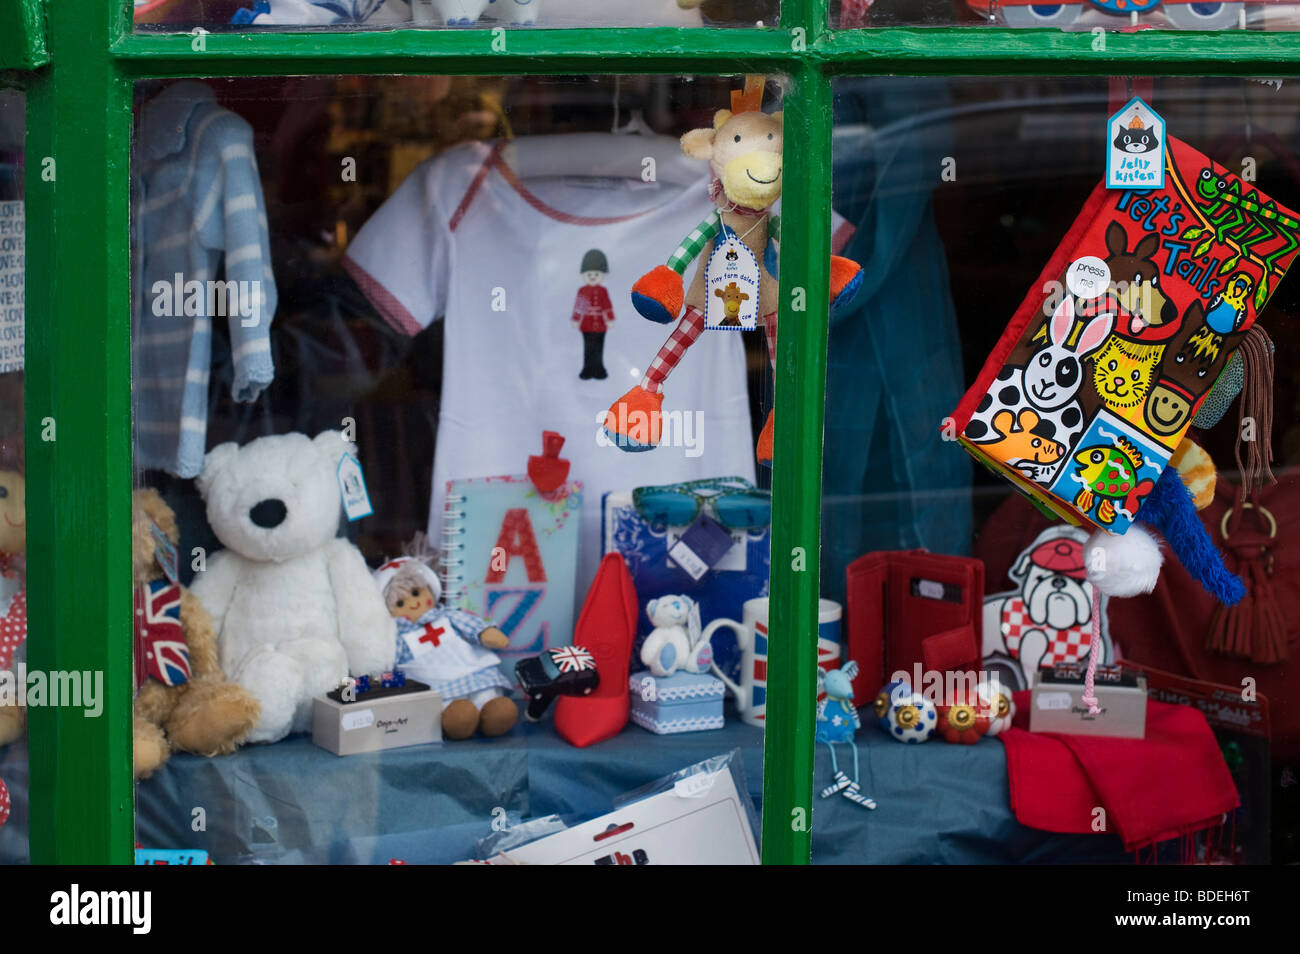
[0,0,48,73]
[19,0,1300,866]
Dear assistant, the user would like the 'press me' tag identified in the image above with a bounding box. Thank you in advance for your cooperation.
[337,453,373,521]
[667,513,735,581]
[704,223,760,330]
[149,519,180,585]
[1106,96,1165,191]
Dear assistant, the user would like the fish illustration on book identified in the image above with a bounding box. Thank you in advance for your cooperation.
[1069,435,1155,526]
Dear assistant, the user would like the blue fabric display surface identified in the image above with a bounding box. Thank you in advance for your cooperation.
[119,712,1131,865]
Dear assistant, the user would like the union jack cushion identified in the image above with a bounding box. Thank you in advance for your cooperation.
[134,581,191,690]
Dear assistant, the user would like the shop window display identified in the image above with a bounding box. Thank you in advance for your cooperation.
[824,75,1300,864]
[129,75,815,864]
[133,0,780,30]
[830,0,1300,29]
[0,89,28,864]
[118,68,1300,867]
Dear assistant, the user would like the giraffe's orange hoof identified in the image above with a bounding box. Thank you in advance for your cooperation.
[603,386,663,451]
[756,409,774,466]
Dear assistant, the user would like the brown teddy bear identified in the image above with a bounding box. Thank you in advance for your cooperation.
[133,488,261,778]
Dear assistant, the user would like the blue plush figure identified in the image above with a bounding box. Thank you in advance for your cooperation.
[816,661,875,810]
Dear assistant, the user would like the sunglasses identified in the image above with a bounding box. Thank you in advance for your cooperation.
[632,476,771,531]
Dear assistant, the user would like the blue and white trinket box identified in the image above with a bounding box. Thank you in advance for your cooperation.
[628,671,726,735]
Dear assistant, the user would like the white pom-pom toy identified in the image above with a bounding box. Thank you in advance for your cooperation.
[1083,524,1163,599]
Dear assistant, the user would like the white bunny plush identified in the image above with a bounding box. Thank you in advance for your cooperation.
[640,595,713,677]
[963,297,1113,483]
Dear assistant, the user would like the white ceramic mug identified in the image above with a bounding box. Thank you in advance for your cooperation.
[702,598,842,728]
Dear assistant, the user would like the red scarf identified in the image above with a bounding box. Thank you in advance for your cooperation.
[1001,691,1238,856]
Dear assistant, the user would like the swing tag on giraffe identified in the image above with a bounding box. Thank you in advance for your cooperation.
[1106,97,1165,191]
[704,223,760,331]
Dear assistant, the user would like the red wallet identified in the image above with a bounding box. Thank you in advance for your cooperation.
[845,550,984,706]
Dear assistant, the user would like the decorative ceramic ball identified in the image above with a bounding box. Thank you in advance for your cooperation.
[977,679,1016,737]
[879,683,937,744]
[872,679,906,731]
[936,700,990,744]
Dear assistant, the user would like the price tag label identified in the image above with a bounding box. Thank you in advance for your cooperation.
[149,518,180,584]
[337,453,373,521]
[1106,97,1166,191]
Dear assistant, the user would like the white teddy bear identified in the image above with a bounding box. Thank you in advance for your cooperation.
[191,431,396,744]
[639,594,712,678]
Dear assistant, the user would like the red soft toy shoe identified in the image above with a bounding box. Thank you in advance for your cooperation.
[630,265,685,325]
[829,255,864,316]
[603,386,663,452]
[756,410,774,466]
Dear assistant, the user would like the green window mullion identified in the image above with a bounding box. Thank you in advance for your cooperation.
[762,0,831,864]
[26,0,136,865]
[110,28,803,77]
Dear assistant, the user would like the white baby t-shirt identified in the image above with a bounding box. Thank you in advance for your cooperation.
[344,135,761,602]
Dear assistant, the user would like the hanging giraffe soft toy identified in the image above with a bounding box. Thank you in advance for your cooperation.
[602,76,864,465]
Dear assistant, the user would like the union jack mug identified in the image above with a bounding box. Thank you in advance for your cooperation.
[704,598,841,728]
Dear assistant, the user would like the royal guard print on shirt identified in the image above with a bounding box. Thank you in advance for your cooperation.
[954,135,1300,535]
[572,248,615,380]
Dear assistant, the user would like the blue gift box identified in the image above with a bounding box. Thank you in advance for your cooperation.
[628,671,726,735]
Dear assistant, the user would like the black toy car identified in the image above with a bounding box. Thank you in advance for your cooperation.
[514,646,600,722]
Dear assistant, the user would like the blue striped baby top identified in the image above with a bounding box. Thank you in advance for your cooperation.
[132,81,276,477]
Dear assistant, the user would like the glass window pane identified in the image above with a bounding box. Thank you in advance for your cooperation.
[129,74,786,864]
[0,88,28,864]
[831,0,1300,29]
[823,75,1299,864]
[134,0,779,30]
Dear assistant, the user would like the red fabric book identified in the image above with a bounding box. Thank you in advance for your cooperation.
[950,137,1300,535]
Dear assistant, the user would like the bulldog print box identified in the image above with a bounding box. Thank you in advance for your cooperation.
[312,677,443,755]
[951,135,1300,535]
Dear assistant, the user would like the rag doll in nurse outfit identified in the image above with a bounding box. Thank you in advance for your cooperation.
[373,557,518,739]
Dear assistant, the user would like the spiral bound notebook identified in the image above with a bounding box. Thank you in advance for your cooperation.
[442,474,584,670]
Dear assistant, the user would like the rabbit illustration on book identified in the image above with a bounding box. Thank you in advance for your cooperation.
[965,297,1113,483]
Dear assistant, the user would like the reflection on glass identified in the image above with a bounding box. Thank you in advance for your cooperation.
[0,89,26,864]
[134,0,780,30]
[129,75,775,865]
[823,75,1300,865]
[833,0,1300,30]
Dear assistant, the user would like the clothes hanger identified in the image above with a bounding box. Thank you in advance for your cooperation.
[497,77,706,188]
[501,80,707,191]
[500,132,705,188]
